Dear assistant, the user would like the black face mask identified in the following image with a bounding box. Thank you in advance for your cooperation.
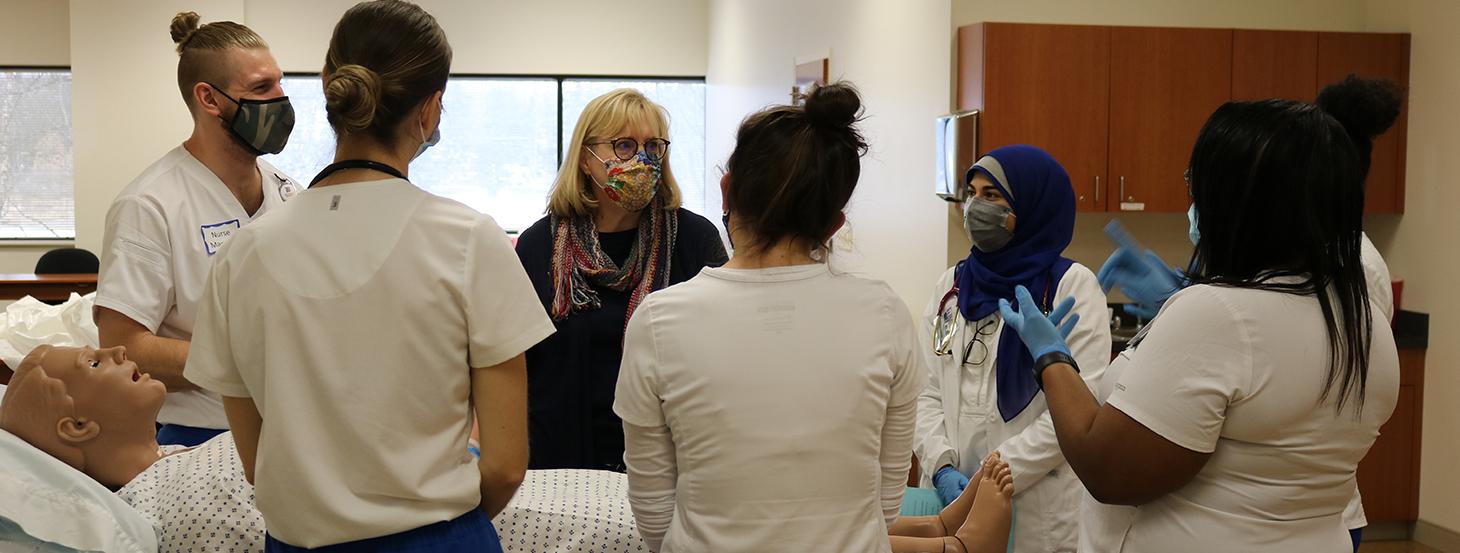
[208,84,295,155]
[722,211,734,250]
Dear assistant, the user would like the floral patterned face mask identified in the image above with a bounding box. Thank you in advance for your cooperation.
[587,147,661,212]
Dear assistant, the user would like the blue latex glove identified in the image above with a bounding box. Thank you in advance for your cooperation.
[998,285,1079,359]
[1099,220,1183,319]
[933,466,970,507]
[1096,245,1182,319]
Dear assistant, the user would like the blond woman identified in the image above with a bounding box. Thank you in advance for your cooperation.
[515,89,727,471]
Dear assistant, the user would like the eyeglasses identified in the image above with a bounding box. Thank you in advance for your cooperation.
[959,319,998,366]
[585,137,671,162]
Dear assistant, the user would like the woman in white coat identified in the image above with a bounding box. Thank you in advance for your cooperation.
[915,145,1111,552]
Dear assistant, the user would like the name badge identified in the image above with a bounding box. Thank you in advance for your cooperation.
[201,219,242,255]
[276,173,298,201]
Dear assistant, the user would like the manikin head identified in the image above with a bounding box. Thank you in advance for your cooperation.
[0,345,165,489]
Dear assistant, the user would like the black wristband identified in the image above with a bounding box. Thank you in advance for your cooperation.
[1033,351,1079,390]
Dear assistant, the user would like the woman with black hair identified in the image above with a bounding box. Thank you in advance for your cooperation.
[998,92,1402,551]
[613,83,937,552]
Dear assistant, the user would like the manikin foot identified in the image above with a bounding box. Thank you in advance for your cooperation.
[948,456,1014,553]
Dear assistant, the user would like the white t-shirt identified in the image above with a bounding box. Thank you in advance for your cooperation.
[1361,232,1393,322]
[96,144,299,429]
[614,264,927,553]
[1084,282,1400,552]
[183,178,555,547]
[117,433,265,553]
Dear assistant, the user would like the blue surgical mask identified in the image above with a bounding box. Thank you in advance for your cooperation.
[414,125,440,160]
[1188,203,1200,245]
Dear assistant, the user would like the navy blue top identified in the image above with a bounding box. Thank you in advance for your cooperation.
[959,145,1077,422]
[515,208,727,470]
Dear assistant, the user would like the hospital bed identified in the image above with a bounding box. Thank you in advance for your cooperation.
[0,293,645,553]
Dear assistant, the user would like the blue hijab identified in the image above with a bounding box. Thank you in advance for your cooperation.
[957,145,1076,422]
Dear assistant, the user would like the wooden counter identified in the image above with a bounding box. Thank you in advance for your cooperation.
[0,273,97,301]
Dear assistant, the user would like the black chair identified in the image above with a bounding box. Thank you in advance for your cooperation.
[34,247,98,275]
[34,248,99,305]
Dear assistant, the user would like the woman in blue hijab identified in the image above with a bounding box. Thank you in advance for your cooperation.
[913,145,1112,553]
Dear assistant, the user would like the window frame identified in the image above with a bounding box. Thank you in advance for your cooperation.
[0,65,75,243]
[283,71,706,166]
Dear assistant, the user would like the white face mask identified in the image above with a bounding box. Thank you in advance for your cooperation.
[964,197,1014,253]
[413,124,440,160]
[1188,203,1200,245]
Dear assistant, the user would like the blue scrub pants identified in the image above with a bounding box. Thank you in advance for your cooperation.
[1351,527,1363,552]
[265,509,501,553]
[155,424,226,447]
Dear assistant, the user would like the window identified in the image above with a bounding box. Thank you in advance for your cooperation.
[0,68,73,240]
[266,75,707,233]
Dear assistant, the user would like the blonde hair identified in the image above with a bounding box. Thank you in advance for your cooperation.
[547,89,682,219]
[323,0,451,145]
[169,12,268,110]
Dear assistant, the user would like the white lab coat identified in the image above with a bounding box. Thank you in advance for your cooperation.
[914,263,1111,553]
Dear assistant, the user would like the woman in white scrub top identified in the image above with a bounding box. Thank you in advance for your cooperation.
[997,97,1401,552]
[183,2,554,550]
[915,145,1110,552]
[614,83,931,553]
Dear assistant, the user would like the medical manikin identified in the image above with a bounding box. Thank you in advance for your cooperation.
[0,345,264,552]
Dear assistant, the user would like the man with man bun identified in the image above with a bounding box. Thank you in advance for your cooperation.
[94,12,299,447]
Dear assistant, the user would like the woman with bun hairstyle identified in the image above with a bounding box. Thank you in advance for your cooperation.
[613,83,928,552]
[183,1,554,550]
[1000,90,1402,551]
[1097,75,1406,553]
[913,144,1110,552]
[515,89,726,471]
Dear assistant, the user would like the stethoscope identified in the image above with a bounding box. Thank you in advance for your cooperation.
[308,160,407,188]
[932,266,1054,357]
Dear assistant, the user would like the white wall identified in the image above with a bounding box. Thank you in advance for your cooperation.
[10,0,709,267]
[706,0,953,312]
[1367,0,1460,541]
[0,0,69,66]
[246,0,709,75]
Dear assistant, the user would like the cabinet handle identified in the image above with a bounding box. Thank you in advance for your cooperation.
[1120,176,1127,202]
[1094,176,1100,202]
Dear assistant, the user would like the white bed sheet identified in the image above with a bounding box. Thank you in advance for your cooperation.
[495,469,645,553]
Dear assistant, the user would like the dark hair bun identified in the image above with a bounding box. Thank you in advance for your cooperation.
[1316,74,1404,140]
[804,82,863,129]
[170,11,201,50]
[324,64,383,133]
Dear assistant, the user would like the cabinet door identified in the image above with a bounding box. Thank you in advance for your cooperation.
[977,23,1110,211]
[1318,32,1409,214]
[1233,30,1318,102]
[1109,27,1232,213]
[1357,384,1415,520]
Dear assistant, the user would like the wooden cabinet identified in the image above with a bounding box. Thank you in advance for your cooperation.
[1357,348,1425,520]
[1233,30,1318,102]
[1318,32,1410,214]
[1108,27,1231,213]
[958,23,1410,214]
[960,23,1110,211]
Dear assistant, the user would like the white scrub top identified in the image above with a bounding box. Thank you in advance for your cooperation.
[614,263,926,553]
[1084,282,1399,553]
[95,145,297,429]
[185,178,555,547]
[913,263,1111,553]
[1097,239,1396,535]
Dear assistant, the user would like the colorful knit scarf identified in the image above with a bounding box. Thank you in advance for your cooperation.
[549,196,678,325]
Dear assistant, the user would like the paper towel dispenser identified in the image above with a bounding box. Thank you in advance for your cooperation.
[935,110,978,202]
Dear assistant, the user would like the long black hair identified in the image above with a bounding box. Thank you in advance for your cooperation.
[1185,98,1374,412]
